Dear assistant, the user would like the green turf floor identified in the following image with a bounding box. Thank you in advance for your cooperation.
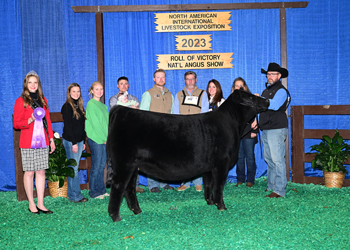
[1,177,349,249]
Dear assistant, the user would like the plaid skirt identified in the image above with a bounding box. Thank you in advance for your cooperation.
[20,147,49,171]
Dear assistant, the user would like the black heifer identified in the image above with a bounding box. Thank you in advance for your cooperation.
[107,90,269,222]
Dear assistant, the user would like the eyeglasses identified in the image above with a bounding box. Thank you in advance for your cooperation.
[266,73,280,76]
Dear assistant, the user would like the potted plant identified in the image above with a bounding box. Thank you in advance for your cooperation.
[308,130,350,188]
[46,132,76,197]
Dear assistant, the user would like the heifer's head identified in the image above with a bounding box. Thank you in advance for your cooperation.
[221,90,269,127]
[232,90,269,113]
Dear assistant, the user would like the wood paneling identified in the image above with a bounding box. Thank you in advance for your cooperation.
[291,105,350,187]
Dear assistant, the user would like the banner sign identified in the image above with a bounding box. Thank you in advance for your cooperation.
[156,53,233,70]
[175,35,212,51]
[155,12,231,32]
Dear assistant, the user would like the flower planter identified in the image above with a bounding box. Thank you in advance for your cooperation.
[47,179,68,198]
[323,171,345,188]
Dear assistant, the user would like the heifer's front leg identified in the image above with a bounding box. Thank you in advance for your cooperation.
[108,168,132,222]
[212,168,228,211]
[202,172,214,205]
[124,169,142,215]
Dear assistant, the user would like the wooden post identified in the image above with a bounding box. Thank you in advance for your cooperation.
[279,6,290,180]
[290,106,305,184]
[96,11,105,104]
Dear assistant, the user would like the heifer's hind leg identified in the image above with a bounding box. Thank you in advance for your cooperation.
[212,168,229,211]
[202,172,214,205]
[108,167,134,222]
[108,182,123,222]
[124,169,142,215]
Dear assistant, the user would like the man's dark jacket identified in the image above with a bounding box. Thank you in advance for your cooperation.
[259,81,290,130]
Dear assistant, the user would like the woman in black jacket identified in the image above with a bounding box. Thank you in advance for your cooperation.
[61,83,88,203]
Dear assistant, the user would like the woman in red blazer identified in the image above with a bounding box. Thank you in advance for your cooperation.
[13,71,55,214]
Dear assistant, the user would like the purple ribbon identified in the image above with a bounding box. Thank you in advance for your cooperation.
[30,107,47,149]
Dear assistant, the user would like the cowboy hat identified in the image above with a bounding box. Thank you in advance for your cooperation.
[261,62,288,78]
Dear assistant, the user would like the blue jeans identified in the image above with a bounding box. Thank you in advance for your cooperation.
[236,138,257,184]
[87,138,107,198]
[62,139,85,202]
[183,177,202,187]
[262,128,288,196]
[147,177,168,190]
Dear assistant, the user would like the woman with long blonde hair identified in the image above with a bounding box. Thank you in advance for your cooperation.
[61,83,88,203]
[85,81,109,199]
[13,71,55,214]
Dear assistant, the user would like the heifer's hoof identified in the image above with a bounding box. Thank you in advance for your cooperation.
[215,203,227,211]
[110,213,121,222]
[206,199,214,205]
[131,208,142,215]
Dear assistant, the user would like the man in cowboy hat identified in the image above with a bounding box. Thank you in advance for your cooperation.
[258,62,291,198]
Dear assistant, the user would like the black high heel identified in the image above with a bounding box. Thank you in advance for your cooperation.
[36,206,53,214]
[28,208,40,214]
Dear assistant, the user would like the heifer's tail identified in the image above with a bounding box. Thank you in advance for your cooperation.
[106,107,121,188]
[106,142,114,188]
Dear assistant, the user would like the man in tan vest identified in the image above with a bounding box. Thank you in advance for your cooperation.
[172,71,210,192]
[139,69,175,193]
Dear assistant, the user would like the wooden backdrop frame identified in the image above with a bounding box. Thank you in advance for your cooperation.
[13,2,311,201]
[72,2,308,178]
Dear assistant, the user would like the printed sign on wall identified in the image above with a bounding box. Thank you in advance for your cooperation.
[156,53,233,70]
[155,12,231,32]
[175,35,212,51]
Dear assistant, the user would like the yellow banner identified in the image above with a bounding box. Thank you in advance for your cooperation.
[175,35,212,51]
[156,53,233,70]
[155,12,231,32]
